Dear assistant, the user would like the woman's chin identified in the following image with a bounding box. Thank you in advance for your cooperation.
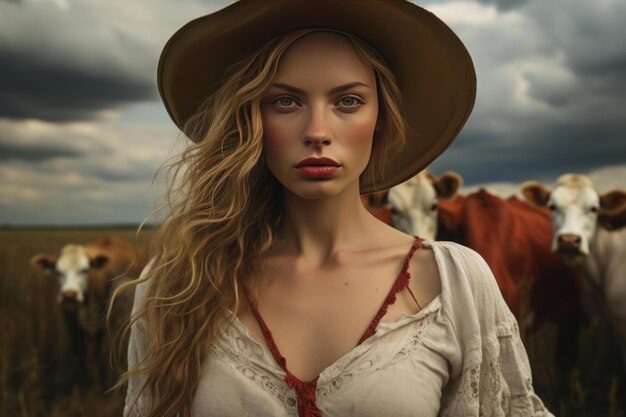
[283,181,349,200]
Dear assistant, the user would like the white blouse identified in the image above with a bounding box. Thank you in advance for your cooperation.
[124,240,554,417]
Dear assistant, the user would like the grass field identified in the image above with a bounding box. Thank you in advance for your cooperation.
[0,227,624,416]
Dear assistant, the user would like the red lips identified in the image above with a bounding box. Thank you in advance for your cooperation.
[294,157,341,168]
[294,157,341,179]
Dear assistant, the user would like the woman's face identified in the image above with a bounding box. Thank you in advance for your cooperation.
[261,32,379,200]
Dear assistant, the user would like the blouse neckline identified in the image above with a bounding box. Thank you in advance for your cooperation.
[225,238,446,383]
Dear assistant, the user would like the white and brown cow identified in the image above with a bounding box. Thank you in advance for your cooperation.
[522,174,626,365]
[362,170,462,240]
[387,170,462,240]
[30,236,147,387]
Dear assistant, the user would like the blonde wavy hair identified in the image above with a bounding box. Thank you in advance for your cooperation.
[108,28,407,417]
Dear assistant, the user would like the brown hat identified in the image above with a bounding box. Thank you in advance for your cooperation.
[158,0,476,194]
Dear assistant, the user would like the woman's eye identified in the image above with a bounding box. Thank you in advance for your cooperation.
[275,97,297,107]
[338,96,362,107]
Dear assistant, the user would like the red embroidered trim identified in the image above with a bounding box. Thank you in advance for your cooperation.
[242,235,423,417]
[285,374,322,417]
[357,236,424,344]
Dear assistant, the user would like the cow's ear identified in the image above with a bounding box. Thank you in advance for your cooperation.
[598,190,626,230]
[30,254,57,276]
[90,255,109,269]
[599,190,626,210]
[521,181,551,207]
[434,171,463,199]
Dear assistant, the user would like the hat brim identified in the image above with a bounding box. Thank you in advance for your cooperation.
[158,0,476,195]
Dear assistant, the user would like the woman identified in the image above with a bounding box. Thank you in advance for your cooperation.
[115,1,554,416]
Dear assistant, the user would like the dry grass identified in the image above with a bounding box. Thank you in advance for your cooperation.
[0,227,624,416]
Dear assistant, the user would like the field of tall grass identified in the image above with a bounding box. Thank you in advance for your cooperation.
[0,227,624,416]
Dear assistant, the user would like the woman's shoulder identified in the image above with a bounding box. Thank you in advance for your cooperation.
[421,240,514,328]
[421,240,498,292]
[421,238,483,261]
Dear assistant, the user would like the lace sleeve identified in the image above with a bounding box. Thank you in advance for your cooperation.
[123,262,153,417]
[441,319,555,416]
[435,242,554,417]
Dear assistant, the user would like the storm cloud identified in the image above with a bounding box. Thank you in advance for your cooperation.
[427,0,626,186]
[0,142,83,162]
[0,0,215,122]
[0,48,155,121]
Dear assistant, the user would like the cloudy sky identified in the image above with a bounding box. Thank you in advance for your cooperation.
[1,0,624,225]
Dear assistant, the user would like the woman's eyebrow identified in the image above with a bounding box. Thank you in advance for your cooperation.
[271,82,372,95]
[327,82,372,94]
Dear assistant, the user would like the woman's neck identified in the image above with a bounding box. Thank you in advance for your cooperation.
[274,184,377,266]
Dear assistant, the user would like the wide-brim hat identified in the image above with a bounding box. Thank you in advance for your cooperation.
[158,0,476,195]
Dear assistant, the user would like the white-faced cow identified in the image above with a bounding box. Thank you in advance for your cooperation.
[362,170,462,240]
[30,236,147,388]
[522,174,626,366]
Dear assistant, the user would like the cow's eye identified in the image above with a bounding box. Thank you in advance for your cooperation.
[589,206,599,213]
[390,207,398,215]
[80,268,89,274]
[430,203,438,212]
[547,202,557,211]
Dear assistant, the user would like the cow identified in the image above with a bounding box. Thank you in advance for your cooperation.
[30,236,147,389]
[361,170,462,240]
[522,174,626,367]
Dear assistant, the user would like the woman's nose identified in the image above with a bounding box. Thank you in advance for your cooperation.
[304,106,332,147]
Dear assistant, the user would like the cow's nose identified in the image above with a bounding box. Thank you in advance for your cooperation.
[62,290,78,301]
[557,233,582,253]
[558,234,581,245]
